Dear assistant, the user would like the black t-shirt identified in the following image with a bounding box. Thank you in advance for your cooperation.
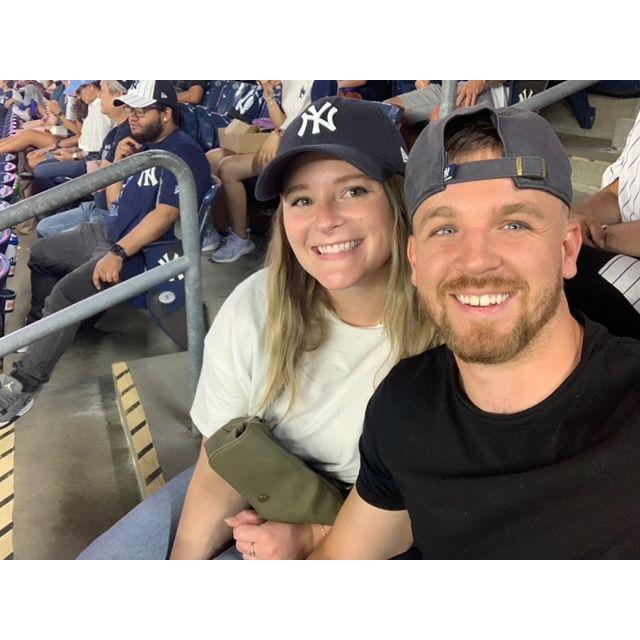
[356,315,640,559]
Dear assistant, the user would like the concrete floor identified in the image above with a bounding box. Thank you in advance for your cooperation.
[7,219,267,559]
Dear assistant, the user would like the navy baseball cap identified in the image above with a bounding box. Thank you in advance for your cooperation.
[255,96,408,201]
[113,80,178,108]
[405,105,573,223]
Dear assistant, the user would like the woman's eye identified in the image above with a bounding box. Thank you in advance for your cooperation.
[344,186,368,198]
[290,197,311,207]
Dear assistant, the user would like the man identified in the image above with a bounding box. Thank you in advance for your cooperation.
[385,80,508,126]
[310,105,640,559]
[29,80,112,177]
[0,80,212,428]
[564,109,640,340]
[35,80,132,237]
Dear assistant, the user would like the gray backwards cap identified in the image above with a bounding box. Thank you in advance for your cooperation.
[405,105,573,223]
[255,96,408,201]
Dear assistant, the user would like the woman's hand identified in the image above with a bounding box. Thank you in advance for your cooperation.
[255,131,281,169]
[225,509,329,560]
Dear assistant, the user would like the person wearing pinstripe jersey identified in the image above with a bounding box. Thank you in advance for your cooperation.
[566,110,640,339]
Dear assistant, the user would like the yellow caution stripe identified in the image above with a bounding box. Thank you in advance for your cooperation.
[0,427,15,560]
[112,362,165,498]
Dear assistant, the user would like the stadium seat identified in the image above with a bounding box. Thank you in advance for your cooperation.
[137,177,222,349]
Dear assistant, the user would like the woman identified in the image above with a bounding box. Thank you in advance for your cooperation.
[78,97,439,560]
[206,80,314,263]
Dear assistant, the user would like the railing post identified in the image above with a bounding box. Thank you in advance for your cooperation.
[440,80,458,118]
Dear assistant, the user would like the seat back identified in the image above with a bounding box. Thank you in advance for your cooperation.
[139,178,222,348]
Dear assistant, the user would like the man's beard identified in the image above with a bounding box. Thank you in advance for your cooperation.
[131,118,163,144]
[419,272,564,364]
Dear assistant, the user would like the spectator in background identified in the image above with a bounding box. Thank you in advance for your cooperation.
[337,81,392,102]
[36,80,132,238]
[0,81,211,428]
[386,80,506,126]
[205,80,314,263]
[30,81,113,188]
[175,81,209,105]
[565,109,640,340]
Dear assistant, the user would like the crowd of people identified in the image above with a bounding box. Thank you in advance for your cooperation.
[0,79,639,559]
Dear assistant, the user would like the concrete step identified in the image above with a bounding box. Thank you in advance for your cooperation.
[557,132,618,196]
[541,94,640,142]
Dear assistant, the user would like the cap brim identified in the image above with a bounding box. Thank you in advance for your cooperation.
[255,143,395,201]
[113,92,157,108]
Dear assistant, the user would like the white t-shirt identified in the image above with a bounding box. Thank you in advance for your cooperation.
[190,269,395,484]
[78,98,114,154]
[601,110,640,223]
[280,81,314,131]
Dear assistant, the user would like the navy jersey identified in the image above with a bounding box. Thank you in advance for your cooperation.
[107,128,211,279]
[101,120,132,163]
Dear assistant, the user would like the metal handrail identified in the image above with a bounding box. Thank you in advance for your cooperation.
[439,80,600,115]
[0,150,205,414]
[514,80,599,112]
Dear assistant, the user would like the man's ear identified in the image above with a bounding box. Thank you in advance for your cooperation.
[561,217,582,280]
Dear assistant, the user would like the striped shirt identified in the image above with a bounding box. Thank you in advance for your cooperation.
[601,110,640,222]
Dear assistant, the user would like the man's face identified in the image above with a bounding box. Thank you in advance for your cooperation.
[127,106,165,143]
[408,149,581,365]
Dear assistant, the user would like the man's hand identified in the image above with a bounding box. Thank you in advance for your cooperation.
[225,509,323,560]
[415,80,431,90]
[92,252,124,290]
[114,136,143,162]
[255,131,281,169]
[258,80,280,97]
[456,80,488,107]
[572,213,606,249]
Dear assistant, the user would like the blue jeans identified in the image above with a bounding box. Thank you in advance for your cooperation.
[36,202,109,238]
[33,158,87,193]
[77,465,241,560]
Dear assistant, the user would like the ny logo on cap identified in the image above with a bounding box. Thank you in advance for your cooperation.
[401,148,409,164]
[298,102,338,137]
[130,80,141,92]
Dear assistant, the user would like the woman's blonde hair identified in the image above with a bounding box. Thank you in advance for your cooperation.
[258,173,440,412]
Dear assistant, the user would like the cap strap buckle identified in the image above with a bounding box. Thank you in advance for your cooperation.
[516,156,546,180]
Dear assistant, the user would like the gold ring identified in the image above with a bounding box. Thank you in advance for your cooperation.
[249,542,256,558]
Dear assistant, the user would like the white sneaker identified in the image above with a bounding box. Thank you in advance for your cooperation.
[201,225,225,253]
[210,231,255,263]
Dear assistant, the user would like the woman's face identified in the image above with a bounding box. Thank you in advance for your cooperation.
[282,153,395,294]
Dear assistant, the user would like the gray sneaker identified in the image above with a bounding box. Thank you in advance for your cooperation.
[210,231,255,263]
[201,225,225,253]
[0,373,35,428]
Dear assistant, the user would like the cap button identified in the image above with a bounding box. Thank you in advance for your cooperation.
[257,493,270,503]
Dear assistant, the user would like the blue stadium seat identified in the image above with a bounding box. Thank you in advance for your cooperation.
[137,178,222,348]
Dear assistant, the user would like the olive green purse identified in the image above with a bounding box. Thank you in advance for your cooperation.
[204,416,348,525]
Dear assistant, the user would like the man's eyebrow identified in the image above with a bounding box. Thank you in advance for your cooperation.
[416,206,456,232]
[498,202,545,219]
